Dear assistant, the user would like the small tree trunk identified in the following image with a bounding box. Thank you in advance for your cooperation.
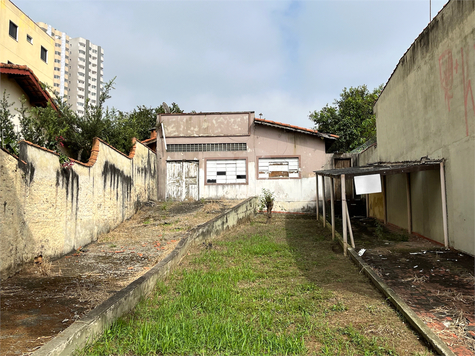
[266,202,274,223]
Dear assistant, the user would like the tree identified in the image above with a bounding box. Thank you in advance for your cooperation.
[0,90,18,153]
[309,84,383,152]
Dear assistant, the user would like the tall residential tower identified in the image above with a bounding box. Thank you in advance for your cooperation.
[68,37,103,116]
[36,23,104,115]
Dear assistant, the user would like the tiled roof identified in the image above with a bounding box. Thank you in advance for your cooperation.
[254,118,338,140]
[0,63,57,111]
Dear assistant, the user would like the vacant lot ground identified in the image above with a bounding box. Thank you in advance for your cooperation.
[0,199,241,356]
[79,214,433,356]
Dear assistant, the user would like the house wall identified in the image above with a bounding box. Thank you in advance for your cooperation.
[0,0,55,87]
[0,72,33,131]
[372,0,474,254]
[0,139,156,279]
[158,113,328,212]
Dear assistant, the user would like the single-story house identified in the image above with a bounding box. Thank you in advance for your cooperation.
[144,111,337,212]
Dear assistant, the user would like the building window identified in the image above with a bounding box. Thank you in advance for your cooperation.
[54,83,60,87]
[26,34,33,44]
[55,43,61,47]
[40,46,48,63]
[206,159,246,184]
[9,21,18,40]
[258,157,299,179]
[54,75,60,79]
[55,51,61,55]
[168,143,247,153]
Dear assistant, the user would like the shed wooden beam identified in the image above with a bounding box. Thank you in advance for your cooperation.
[341,174,347,256]
[382,175,387,224]
[440,162,449,248]
[322,176,326,227]
[316,175,319,221]
[406,173,412,234]
[330,177,335,240]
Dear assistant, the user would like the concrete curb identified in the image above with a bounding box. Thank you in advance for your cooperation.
[33,197,258,356]
[320,214,456,356]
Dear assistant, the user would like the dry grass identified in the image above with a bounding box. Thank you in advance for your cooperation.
[402,274,429,284]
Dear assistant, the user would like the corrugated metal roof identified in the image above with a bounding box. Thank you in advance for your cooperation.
[315,160,442,178]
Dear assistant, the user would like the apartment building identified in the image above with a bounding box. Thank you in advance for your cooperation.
[35,24,104,115]
[68,37,104,115]
[37,22,70,98]
[0,0,54,87]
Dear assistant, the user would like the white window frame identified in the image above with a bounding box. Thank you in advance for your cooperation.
[206,159,247,185]
[258,157,300,179]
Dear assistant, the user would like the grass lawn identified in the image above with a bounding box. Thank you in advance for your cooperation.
[77,214,433,355]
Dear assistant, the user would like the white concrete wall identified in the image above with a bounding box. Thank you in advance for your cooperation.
[373,0,475,254]
[0,73,33,133]
[0,139,157,278]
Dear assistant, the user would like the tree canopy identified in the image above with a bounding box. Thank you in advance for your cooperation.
[0,78,183,163]
[309,84,383,153]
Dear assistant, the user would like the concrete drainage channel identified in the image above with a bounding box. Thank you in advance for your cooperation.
[328,221,456,356]
[32,197,259,356]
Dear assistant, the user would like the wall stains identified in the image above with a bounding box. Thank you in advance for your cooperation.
[101,161,132,201]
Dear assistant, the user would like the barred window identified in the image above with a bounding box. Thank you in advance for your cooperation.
[258,157,299,179]
[207,159,246,184]
[167,143,246,152]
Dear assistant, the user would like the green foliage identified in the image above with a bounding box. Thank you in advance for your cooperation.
[259,188,275,211]
[0,90,19,153]
[6,76,184,163]
[309,84,383,152]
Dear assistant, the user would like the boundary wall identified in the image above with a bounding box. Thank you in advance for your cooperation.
[0,138,157,279]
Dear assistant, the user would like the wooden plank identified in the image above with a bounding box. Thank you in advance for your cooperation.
[316,175,319,221]
[330,177,335,240]
[342,175,348,254]
[345,201,355,248]
[322,176,326,227]
[382,175,387,224]
[440,162,449,248]
[406,173,412,234]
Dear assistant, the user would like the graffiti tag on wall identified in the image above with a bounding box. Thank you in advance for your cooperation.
[439,45,475,136]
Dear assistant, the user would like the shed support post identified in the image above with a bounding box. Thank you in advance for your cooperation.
[345,203,355,248]
[382,175,387,224]
[316,175,319,221]
[406,173,412,234]
[330,177,335,240]
[341,174,347,256]
[322,176,326,227]
[440,162,449,248]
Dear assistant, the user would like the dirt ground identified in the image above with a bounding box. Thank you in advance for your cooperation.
[2,206,474,356]
[348,217,475,356]
[0,199,241,356]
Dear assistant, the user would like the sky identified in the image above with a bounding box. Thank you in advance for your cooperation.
[14,0,448,129]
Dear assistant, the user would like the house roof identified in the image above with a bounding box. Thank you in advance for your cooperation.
[0,63,57,111]
[254,118,338,140]
[160,111,254,116]
[315,160,442,178]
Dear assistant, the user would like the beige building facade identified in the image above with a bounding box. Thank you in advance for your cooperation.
[0,0,54,88]
[149,112,336,212]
